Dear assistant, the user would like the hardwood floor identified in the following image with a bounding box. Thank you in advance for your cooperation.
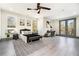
[0,36,79,56]
[0,40,16,56]
[13,36,79,56]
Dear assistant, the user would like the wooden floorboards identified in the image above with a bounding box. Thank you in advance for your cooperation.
[13,36,79,56]
[0,40,16,56]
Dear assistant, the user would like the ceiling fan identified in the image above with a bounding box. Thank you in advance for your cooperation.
[27,3,51,14]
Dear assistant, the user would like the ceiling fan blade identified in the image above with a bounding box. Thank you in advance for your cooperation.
[37,9,41,14]
[27,8,38,10]
[34,9,38,10]
[37,3,40,9]
[27,3,51,14]
[40,6,51,10]
[27,8,32,10]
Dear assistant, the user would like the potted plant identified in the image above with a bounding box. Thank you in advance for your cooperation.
[5,31,11,38]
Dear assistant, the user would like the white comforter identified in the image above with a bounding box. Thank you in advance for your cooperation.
[19,34,27,43]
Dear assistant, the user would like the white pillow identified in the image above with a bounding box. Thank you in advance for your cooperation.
[21,31,24,34]
[21,31,32,34]
[24,31,28,34]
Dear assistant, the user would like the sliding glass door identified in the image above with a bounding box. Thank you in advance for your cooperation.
[67,19,76,36]
[59,18,76,37]
[60,21,66,35]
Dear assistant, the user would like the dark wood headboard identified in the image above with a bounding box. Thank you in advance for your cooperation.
[20,29,31,34]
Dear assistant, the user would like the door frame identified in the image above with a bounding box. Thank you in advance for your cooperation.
[59,18,76,37]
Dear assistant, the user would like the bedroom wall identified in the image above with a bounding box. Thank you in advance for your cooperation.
[0,9,38,39]
[37,16,44,35]
[0,9,33,38]
[42,17,59,35]
[51,20,59,35]
[37,17,58,36]
[0,9,1,39]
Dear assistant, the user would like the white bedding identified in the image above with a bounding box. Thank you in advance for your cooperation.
[19,34,27,43]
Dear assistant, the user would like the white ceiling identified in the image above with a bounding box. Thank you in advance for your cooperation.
[0,3,79,19]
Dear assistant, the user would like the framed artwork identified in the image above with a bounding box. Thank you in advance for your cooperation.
[7,29,14,33]
[20,19,25,26]
[7,16,16,28]
[27,20,31,26]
